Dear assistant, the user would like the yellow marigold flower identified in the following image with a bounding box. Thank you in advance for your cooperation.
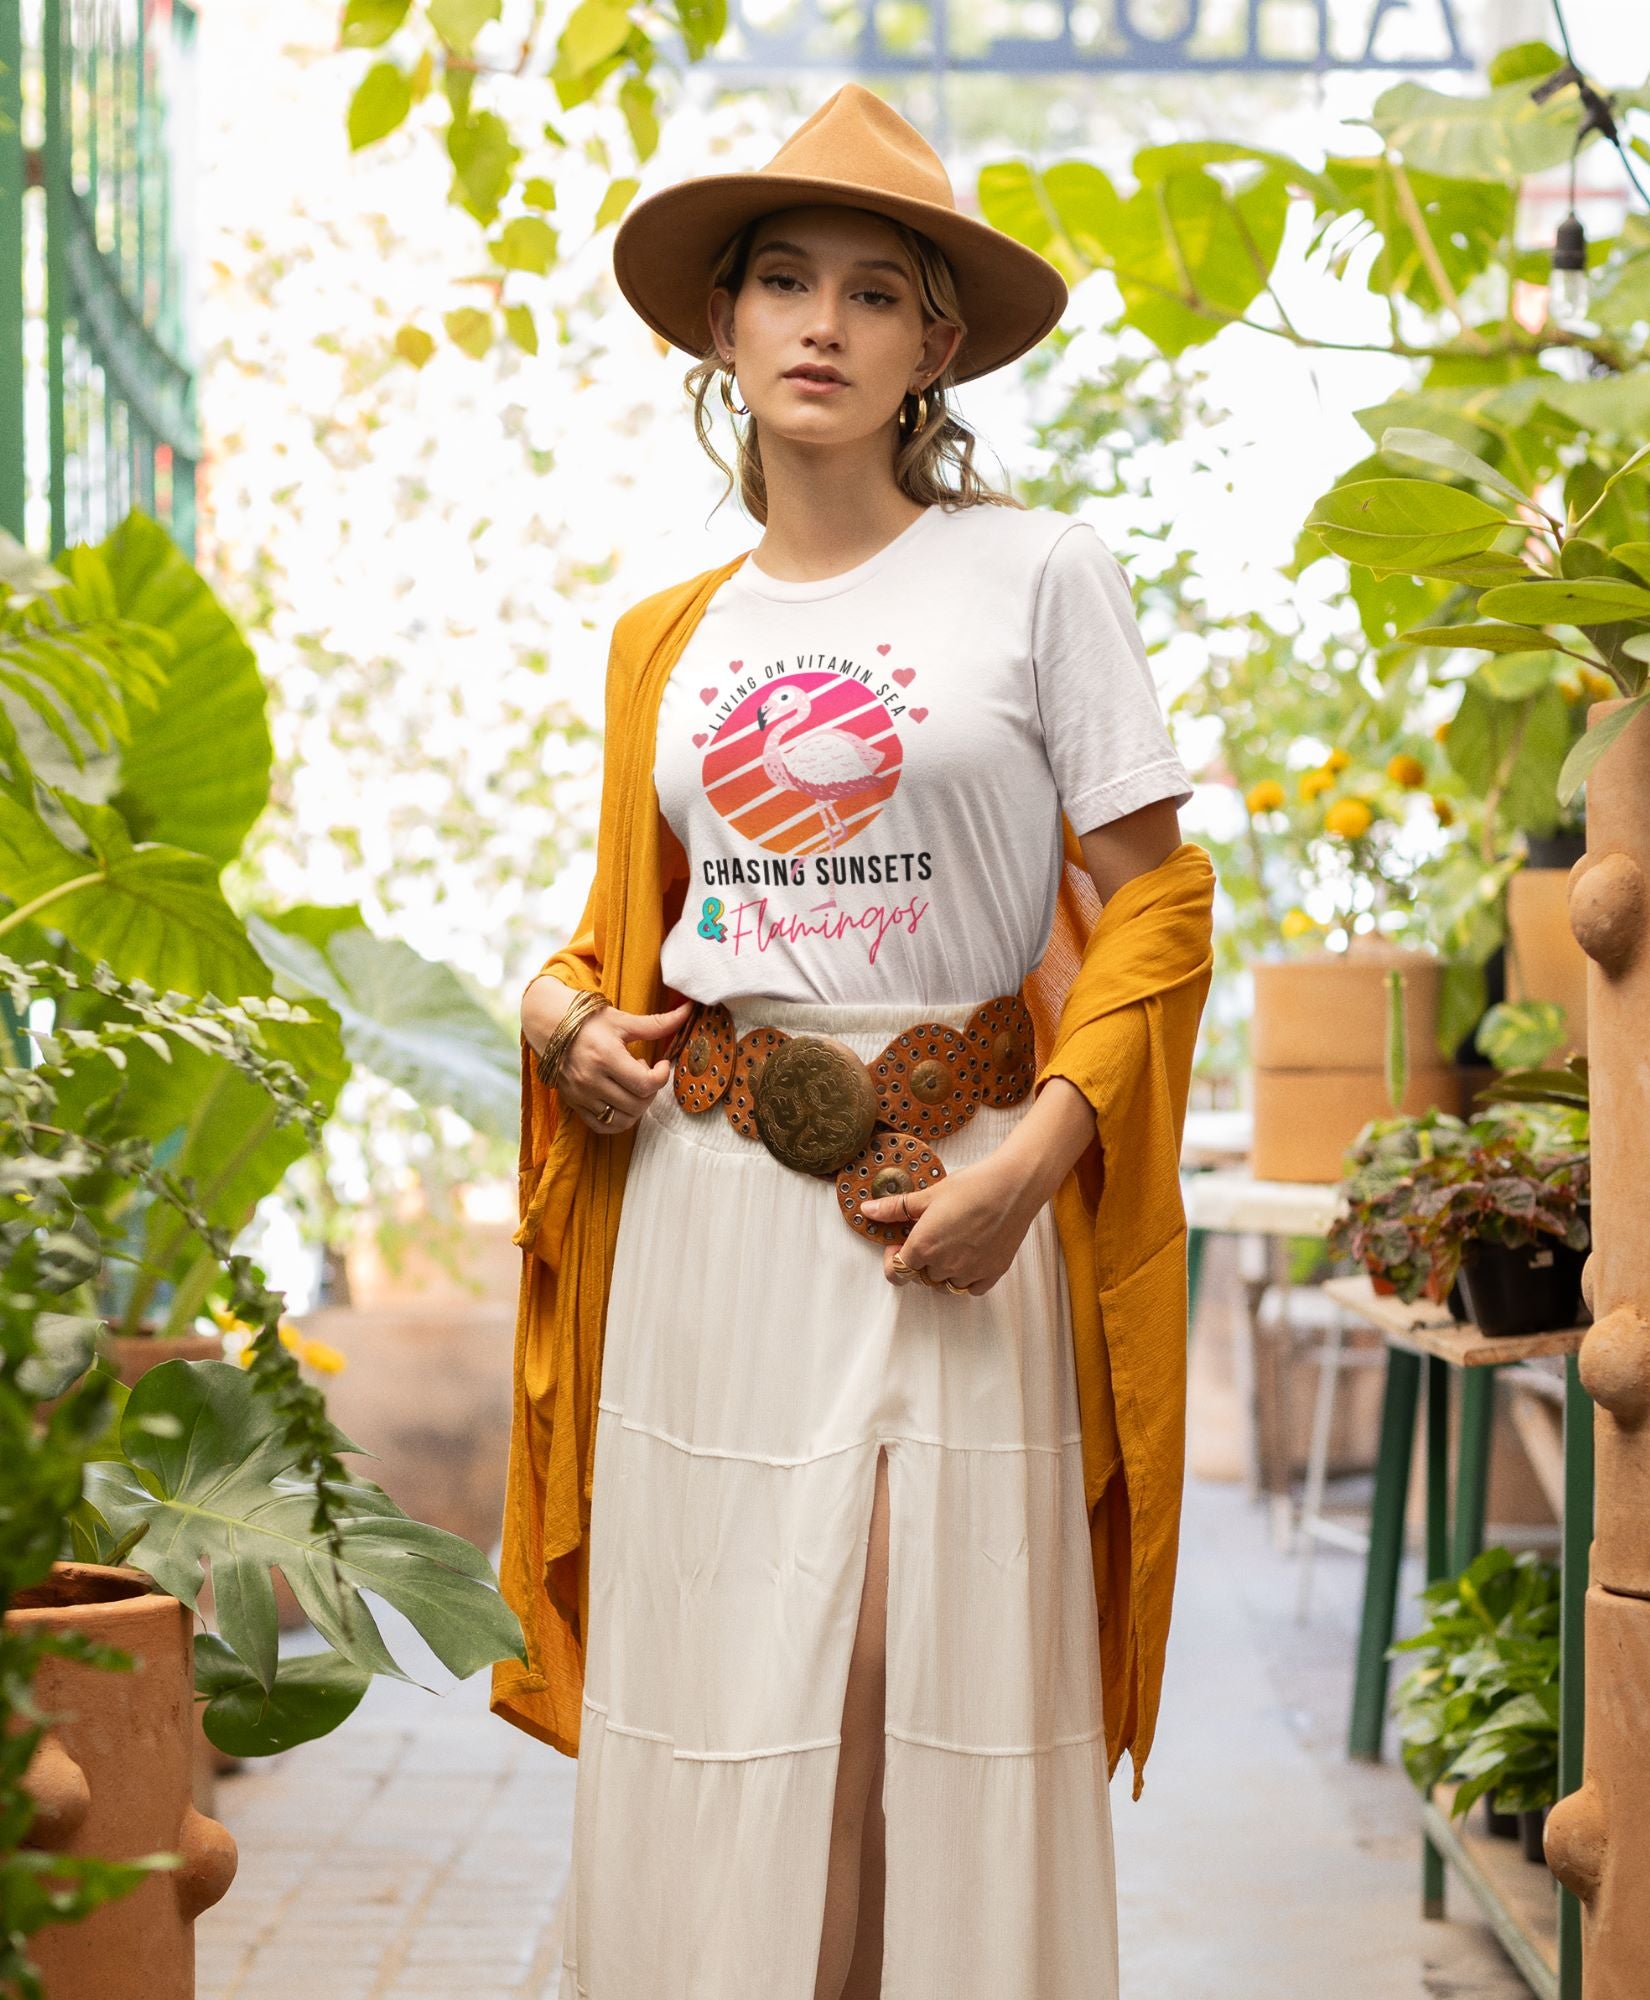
[236,1343,256,1369]
[1325,798,1374,839]
[1298,768,1336,802]
[300,1338,348,1376]
[1581,667,1617,701]
[210,1305,251,1335]
[1281,907,1319,939]
[1386,753,1426,789]
[277,1320,303,1351]
[1244,778,1286,814]
[1432,719,1451,743]
[1324,748,1351,773]
[1558,678,1582,706]
[1430,794,1456,826]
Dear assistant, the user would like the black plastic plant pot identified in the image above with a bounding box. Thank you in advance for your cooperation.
[1459,1234,1585,1339]
[1446,1276,1468,1324]
[1519,1804,1550,1864]
[1483,1790,1520,1840]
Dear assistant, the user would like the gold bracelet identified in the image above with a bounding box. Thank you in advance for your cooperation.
[535,988,608,1089]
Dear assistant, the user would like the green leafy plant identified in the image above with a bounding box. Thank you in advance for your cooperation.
[1330,1117,1589,1304]
[1388,1545,1561,1818]
[1,955,527,1992]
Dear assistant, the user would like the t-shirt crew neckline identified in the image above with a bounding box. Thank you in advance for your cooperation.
[732,503,946,602]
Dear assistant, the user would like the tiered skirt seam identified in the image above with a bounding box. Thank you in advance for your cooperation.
[597,1400,1083,1466]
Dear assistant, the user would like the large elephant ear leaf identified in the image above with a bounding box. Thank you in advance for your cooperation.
[81,1361,526,1699]
[194,1632,372,1757]
[98,510,273,867]
[246,904,519,1141]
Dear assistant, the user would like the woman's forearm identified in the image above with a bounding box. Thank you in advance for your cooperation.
[521,970,579,1052]
[987,1074,1097,1222]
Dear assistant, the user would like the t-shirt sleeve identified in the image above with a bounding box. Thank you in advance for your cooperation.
[1030,521,1195,835]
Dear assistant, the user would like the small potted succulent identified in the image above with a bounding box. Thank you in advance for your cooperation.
[1388,1546,1561,1860]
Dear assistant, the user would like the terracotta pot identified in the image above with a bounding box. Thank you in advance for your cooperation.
[1506,865,1589,1056]
[1250,944,1463,1182]
[98,1327,223,1387]
[4,1563,238,1998]
[39,1327,241,1800]
[1370,1269,1398,1297]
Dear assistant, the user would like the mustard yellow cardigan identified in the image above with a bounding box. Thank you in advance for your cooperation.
[490,550,1216,1800]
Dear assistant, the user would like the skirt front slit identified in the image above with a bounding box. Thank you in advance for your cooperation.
[558,994,1119,1999]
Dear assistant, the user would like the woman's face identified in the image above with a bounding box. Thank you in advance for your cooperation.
[707,205,961,444]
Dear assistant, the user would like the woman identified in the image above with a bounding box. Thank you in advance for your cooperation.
[501,83,1210,1999]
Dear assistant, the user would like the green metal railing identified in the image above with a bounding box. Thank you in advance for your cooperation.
[1,0,199,560]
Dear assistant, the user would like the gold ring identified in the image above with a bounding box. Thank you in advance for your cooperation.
[944,1279,969,1295]
[595,1102,615,1124]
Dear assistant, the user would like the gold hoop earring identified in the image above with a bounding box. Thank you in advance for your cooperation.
[719,367,749,418]
[899,387,929,437]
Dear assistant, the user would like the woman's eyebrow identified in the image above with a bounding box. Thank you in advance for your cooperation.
[750,238,909,278]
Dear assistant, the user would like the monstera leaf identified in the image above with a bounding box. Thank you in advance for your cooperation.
[246,904,518,1141]
[193,1633,372,1757]
[81,1360,527,1702]
[0,788,270,998]
[99,511,273,867]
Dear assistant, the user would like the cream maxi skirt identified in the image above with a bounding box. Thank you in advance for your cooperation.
[558,993,1119,1999]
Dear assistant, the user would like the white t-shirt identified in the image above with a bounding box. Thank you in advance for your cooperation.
[651,500,1194,1008]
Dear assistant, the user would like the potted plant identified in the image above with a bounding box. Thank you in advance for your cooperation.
[2,957,529,2000]
[1388,1546,1561,1859]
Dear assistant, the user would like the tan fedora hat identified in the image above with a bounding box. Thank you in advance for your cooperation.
[611,82,1068,385]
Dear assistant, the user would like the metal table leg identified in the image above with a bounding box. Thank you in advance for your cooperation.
[1348,1345,1422,1759]
[1451,1366,1495,1573]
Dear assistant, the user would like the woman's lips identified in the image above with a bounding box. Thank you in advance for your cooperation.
[785,373,847,394]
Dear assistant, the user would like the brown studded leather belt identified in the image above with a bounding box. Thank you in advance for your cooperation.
[663,994,1037,1246]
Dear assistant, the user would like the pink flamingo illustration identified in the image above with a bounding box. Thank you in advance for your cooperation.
[755,683,889,907]
[756,682,887,842]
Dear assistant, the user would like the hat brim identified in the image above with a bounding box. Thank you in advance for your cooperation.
[611,173,1068,386]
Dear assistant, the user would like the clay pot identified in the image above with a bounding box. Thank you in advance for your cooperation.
[4,1563,238,1998]
[1506,864,1589,1056]
[100,1330,243,1797]
[98,1327,223,1386]
[1250,943,1465,1182]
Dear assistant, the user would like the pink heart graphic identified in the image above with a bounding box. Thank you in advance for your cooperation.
[693,732,709,749]
[892,667,916,687]
[700,687,718,705]
[729,659,742,672]
[876,643,891,655]
[909,706,929,723]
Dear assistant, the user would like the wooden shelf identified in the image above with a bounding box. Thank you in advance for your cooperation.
[1322,1273,1588,1368]
[1424,1784,1558,1999]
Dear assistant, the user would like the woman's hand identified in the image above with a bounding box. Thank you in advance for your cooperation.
[857,1154,1040,1295]
[526,982,693,1135]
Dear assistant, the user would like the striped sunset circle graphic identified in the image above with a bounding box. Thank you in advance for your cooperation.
[702,672,904,859]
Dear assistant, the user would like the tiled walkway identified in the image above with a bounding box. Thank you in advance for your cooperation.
[194,1607,576,2000]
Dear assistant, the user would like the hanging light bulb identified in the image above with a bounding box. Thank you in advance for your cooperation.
[1548,209,1591,330]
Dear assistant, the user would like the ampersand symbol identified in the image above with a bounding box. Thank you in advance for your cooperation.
[696,897,727,942]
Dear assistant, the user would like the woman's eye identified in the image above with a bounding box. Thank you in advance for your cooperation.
[859,290,896,307]
[758,273,803,292]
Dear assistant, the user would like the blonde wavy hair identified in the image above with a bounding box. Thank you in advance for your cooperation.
[682,211,1023,523]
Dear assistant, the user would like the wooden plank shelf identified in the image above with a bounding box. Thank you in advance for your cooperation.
[1423,1784,1558,2000]
[1321,1273,1588,1367]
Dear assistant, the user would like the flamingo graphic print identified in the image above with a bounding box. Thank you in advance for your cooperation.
[699,670,906,905]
